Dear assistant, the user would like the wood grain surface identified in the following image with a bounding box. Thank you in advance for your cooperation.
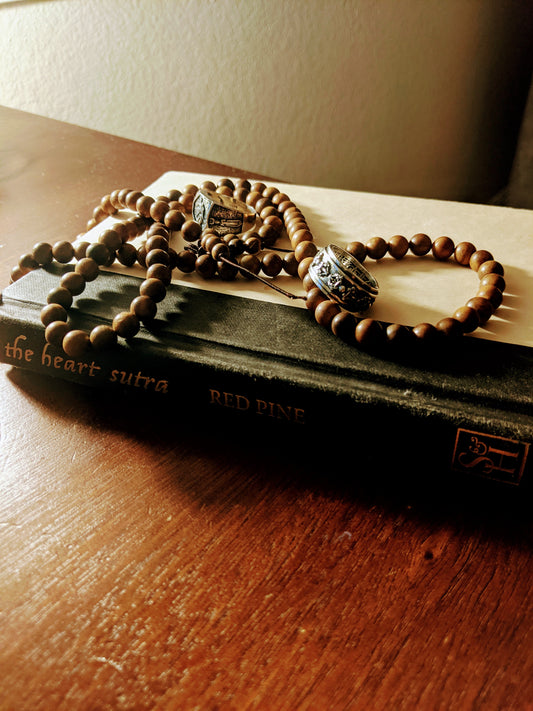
[0,107,532,711]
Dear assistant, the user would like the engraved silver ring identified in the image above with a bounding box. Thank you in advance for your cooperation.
[308,244,379,313]
[192,188,257,236]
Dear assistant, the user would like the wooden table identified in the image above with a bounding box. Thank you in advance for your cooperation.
[1,107,532,711]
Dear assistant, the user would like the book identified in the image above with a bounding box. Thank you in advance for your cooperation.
[1,172,532,487]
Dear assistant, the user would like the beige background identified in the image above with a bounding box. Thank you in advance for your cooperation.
[0,0,531,202]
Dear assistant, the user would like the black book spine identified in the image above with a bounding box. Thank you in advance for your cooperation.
[1,308,531,489]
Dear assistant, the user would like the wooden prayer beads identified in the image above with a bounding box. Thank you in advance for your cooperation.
[9,177,506,356]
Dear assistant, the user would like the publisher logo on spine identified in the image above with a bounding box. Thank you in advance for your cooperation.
[452,428,529,485]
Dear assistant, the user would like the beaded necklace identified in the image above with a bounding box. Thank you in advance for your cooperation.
[9,179,506,357]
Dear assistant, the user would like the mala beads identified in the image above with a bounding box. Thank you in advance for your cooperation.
[11,180,315,357]
[299,233,506,348]
[9,178,506,355]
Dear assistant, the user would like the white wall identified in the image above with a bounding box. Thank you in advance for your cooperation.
[0,0,531,202]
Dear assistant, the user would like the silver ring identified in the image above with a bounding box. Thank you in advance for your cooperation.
[192,188,256,236]
[308,244,379,313]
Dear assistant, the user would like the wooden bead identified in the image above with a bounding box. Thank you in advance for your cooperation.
[480,273,505,292]
[435,317,463,338]
[261,252,283,277]
[200,181,216,191]
[86,242,111,266]
[130,295,157,322]
[174,250,196,274]
[314,300,340,329]
[32,242,53,265]
[272,192,289,206]
[409,233,432,256]
[298,256,315,280]
[181,220,202,243]
[217,178,234,190]
[477,260,504,278]
[260,206,280,222]
[355,318,383,348]
[145,249,170,268]
[211,242,230,261]
[245,191,262,208]
[291,229,314,248]
[243,235,261,254]
[136,195,155,218]
[238,254,261,278]
[234,178,251,192]
[74,241,90,260]
[90,325,118,350]
[469,249,493,272]
[179,193,194,212]
[217,260,239,280]
[111,222,129,243]
[254,197,272,215]
[47,286,73,309]
[345,241,366,262]
[233,188,249,203]
[412,322,439,342]
[302,272,316,292]
[60,271,85,296]
[453,306,480,333]
[228,238,245,257]
[92,205,108,224]
[52,240,75,264]
[287,222,309,239]
[109,189,123,209]
[150,200,170,223]
[203,234,222,252]
[216,185,233,197]
[366,237,388,260]
[75,257,99,281]
[387,235,409,260]
[432,236,455,261]
[139,278,166,303]
[195,254,217,279]
[112,311,140,339]
[125,190,143,210]
[263,215,283,234]
[41,303,68,327]
[98,230,122,252]
[386,323,414,346]
[466,297,493,323]
[258,223,279,245]
[282,252,299,276]
[331,311,357,342]
[18,253,39,270]
[164,209,186,231]
[477,286,503,309]
[44,321,70,347]
[145,266,171,288]
[116,243,138,267]
[278,200,296,213]
[262,186,279,200]
[305,287,327,312]
[10,266,28,282]
[294,241,317,262]
[100,194,117,215]
[62,329,90,358]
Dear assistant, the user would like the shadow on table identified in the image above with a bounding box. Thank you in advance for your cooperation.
[6,364,532,549]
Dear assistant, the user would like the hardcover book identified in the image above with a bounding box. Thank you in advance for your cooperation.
[1,172,532,487]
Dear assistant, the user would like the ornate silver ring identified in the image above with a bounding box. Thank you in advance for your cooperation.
[192,188,256,236]
[308,244,379,313]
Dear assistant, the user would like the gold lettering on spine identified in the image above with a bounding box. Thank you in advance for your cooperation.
[209,388,305,424]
